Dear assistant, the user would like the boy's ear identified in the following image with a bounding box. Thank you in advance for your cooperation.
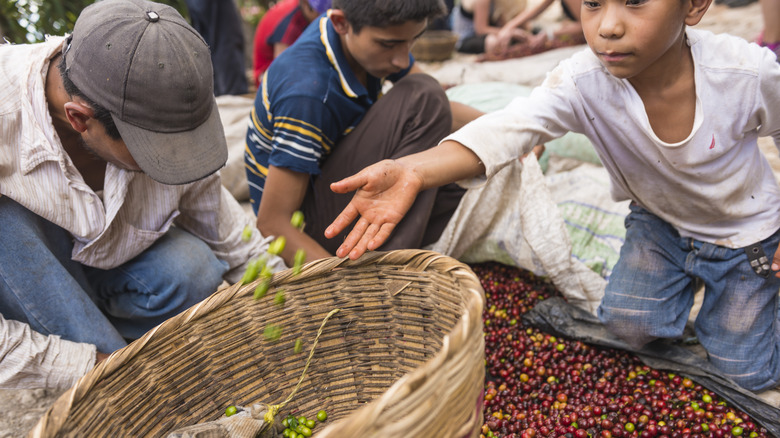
[685,0,712,26]
[329,9,350,35]
[63,100,94,133]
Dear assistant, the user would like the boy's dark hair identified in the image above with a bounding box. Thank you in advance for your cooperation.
[332,0,447,33]
[58,55,122,140]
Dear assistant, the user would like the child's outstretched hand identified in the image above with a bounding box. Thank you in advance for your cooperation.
[325,160,423,260]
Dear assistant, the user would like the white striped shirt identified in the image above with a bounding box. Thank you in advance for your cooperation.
[0,37,285,387]
[0,314,95,389]
[1,36,284,278]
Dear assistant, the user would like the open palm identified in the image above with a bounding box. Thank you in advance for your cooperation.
[326,160,423,259]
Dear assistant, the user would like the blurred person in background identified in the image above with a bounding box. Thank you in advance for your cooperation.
[186,0,249,95]
[252,0,332,87]
[757,0,780,59]
[487,0,583,57]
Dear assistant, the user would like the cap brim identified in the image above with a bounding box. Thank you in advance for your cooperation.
[112,97,228,185]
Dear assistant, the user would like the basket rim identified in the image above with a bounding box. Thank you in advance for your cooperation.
[29,249,486,438]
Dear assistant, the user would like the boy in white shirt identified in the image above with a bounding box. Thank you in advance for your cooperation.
[323,0,780,391]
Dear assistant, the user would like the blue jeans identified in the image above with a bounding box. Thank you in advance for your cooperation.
[0,196,228,353]
[598,204,780,392]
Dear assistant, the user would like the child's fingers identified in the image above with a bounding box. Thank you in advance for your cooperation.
[771,242,780,277]
[772,247,780,275]
[336,216,370,258]
[348,222,381,260]
[326,203,359,239]
[330,173,367,194]
[367,223,396,252]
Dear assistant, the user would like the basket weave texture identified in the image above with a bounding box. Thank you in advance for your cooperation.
[411,30,459,62]
[30,250,486,438]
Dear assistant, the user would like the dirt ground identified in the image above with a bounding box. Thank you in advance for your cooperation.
[0,3,766,437]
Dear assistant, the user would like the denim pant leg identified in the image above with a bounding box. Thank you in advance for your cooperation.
[691,231,780,392]
[0,196,127,353]
[84,227,229,340]
[598,205,697,349]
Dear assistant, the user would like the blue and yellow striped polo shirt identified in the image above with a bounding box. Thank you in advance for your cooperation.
[244,14,413,214]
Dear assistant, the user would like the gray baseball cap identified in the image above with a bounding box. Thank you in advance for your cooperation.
[63,0,227,185]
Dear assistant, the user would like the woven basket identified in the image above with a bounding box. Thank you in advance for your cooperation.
[30,250,485,438]
[412,30,459,62]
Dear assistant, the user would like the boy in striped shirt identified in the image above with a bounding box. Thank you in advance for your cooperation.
[245,0,482,266]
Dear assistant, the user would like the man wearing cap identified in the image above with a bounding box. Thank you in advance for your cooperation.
[0,0,283,389]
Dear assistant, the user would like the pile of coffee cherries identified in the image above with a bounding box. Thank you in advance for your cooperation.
[470,262,771,438]
[280,410,328,438]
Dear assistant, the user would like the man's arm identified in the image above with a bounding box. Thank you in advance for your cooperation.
[176,176,287,283]
[499,0,555,35]
[325,140,485,259]
[0,314,98,389]
[257,165,332,265]
[471,0,504,35]
[490,0,555,55]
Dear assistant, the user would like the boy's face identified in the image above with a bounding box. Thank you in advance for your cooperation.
[333,12,427,80]
[580,0,701,80]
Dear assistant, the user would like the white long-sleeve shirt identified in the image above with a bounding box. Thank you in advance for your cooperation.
[0,314,95,389]
[1,37,284,278]
[448,29,780,249]
[0,37,285,387]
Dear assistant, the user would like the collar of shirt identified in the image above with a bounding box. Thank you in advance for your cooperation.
[318,16,368,100]
[18,37,72,176]
[318,16,415,104]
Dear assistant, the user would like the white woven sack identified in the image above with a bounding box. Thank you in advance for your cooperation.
[431,154,607,314]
